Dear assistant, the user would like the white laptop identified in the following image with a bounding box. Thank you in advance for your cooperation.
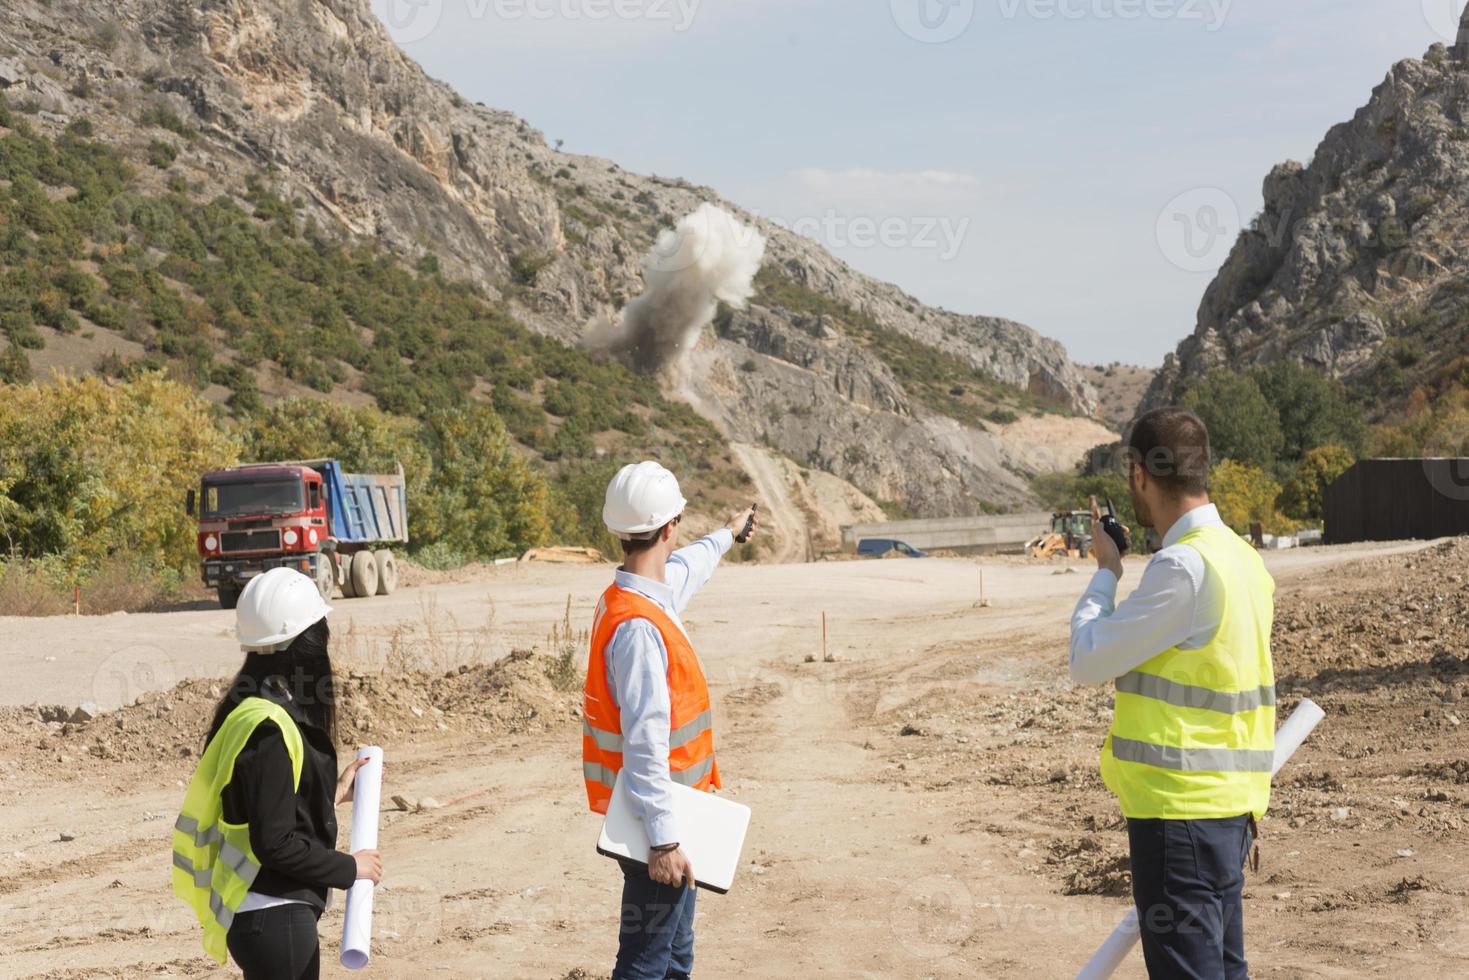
[597,770,752,894]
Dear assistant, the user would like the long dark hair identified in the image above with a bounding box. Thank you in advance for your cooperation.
[205,618,338,749]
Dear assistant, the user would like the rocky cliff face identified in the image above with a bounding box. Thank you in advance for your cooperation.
[1145,28,1469,415]
[1,0,1104,515]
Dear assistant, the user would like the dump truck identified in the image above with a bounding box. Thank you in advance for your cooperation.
[1026,511,1093,559]
[188,460,408,609]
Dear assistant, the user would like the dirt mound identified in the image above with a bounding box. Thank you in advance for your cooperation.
[1273,537,1469,693]
[870,537,1469,904]
[3,651,580,774]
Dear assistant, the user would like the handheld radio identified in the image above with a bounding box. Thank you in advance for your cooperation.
[735,503,758,544]
[1100,498,1129,556]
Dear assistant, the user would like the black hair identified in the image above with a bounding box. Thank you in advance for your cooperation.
[1125,408,1212,498]
[204,618,337,749]
[619,516,680,558]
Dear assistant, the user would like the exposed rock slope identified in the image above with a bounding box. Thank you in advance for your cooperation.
[1146,26,1469,416]
[1,0,1104,514]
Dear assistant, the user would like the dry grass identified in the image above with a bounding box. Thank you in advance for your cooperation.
[0,563,75,617]
[0,556,201,616]
[337,594,500,675]
[546,595,589,692]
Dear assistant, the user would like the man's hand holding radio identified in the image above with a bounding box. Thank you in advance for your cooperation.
[1090,495,1127,580]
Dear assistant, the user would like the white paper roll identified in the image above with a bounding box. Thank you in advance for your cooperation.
[1074,699,1325,980]
[1076,907,1140,980]
[340,746,383,971]
[1269,699,1324,777]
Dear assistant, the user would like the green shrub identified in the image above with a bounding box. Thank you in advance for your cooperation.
[139,104,196,140]
[509,249,551,285]
[147,139,178,169]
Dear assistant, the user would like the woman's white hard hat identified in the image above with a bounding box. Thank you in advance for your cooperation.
[235,567,333,651]
[603,461,687,539]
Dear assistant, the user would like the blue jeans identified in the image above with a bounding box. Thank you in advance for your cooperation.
[614,859,696,980]
[1127,815,1252,980]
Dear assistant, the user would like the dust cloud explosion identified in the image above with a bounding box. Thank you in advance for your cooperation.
[588,203,766,375]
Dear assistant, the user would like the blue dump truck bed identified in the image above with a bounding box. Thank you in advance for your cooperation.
[310,460,409,545]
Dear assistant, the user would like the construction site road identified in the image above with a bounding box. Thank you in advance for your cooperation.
[1,538,1465,979]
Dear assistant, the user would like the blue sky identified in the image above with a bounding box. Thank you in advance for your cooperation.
[369,0,1462,366]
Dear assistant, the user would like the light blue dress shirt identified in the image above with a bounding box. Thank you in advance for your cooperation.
[1069,504,1233,686]
[606,528,732,846]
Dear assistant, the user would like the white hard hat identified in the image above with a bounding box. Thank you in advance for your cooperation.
[235,567,332,651]
[603,461,687,539]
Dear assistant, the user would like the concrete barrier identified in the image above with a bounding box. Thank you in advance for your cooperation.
[840,512,1053,555]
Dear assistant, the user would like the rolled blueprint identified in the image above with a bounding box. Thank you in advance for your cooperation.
[340,746,384,970]
[1075,699,1324,980]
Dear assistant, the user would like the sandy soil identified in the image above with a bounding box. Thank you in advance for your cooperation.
[0,539,1465,979]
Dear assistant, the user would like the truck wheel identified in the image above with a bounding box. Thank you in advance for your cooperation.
[349,550,378,599]
[314,556,335,601]
[374,549,398,596]
[337,553,355,598]
[217,586,240,610]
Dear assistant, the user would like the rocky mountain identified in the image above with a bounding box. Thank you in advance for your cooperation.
[1145,14,1469,419]
[0,0,1109,516]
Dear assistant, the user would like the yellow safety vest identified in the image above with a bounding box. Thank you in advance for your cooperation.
[1100,524,1276,820]
[172,698,304,965]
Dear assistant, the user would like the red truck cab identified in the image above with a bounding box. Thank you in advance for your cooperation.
[193,464,332,608]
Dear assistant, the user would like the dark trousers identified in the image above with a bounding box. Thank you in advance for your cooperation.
[1127,815,1252,980]
[226,903,321,980]
[614,859,696,980]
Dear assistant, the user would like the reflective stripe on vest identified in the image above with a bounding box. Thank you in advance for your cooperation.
[1099,524,1277,820]
[582,585,720,813]
[172,698,304,965]
[1114,672,1276,715]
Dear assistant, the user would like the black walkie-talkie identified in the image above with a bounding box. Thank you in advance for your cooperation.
[736,503,758,544]
[1100,497,1130,555]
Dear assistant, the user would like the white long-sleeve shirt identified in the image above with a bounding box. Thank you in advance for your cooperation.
[605,528,732,846]
[1069,504,1229,686]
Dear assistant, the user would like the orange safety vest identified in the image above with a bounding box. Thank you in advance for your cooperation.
[583,584,720,813]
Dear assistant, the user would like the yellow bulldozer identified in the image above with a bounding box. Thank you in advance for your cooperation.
[1026,510,1094,559]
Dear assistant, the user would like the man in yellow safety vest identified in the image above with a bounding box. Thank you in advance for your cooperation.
[1070,408,1275,980]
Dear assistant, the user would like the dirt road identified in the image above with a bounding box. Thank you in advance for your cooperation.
[727,444,809,565]
[1,540,1465,978]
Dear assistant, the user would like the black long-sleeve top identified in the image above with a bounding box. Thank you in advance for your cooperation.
[219,694,357,910]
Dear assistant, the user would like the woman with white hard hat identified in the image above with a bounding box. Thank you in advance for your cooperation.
[171,567,383,979]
